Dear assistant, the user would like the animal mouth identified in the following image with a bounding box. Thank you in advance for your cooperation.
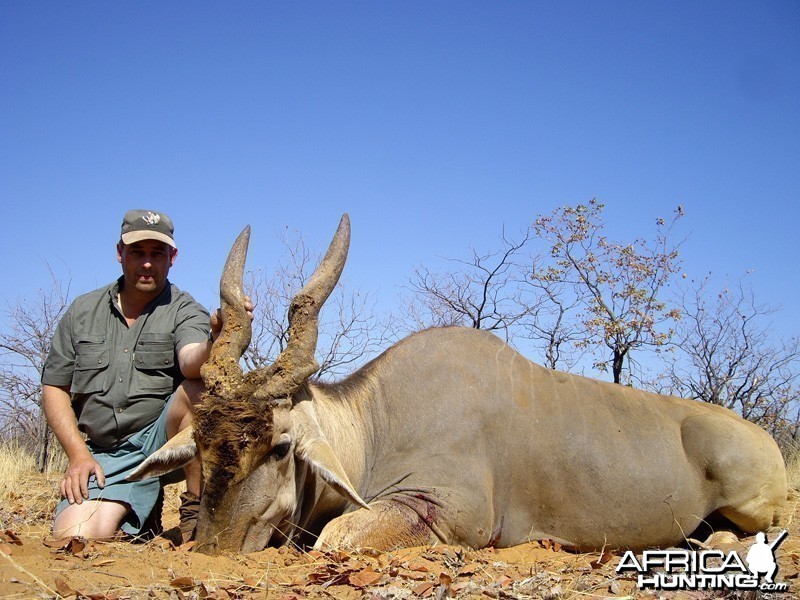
[241,520,279,553]
[195,517,273,554]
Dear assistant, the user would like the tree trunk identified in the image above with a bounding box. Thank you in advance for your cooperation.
[35,406,50,472]
[612,348,626,384]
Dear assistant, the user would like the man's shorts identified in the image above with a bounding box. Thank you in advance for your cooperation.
[55,395,183,536]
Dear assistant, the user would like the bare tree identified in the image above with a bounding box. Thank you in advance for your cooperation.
[521,261,585,371]
[533,200,684,383]
[242,229,389,381]
[0,268,70,470]
[404,228,534,344]
[663,275,800,442]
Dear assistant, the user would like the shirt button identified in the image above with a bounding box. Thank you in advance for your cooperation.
[97,359,102,364]
[118,378,123,383]
[123,348,129,353]
[116,407,124,413]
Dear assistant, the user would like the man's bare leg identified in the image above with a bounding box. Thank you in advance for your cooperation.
[165,378,203,496]
[53,500,128,539]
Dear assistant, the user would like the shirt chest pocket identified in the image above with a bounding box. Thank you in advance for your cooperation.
[72,336,109,394]
[133,332,177,394]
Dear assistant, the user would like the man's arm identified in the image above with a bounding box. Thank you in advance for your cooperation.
[42,384,105,504]
[176,299,254,380]
[177,339,213,380]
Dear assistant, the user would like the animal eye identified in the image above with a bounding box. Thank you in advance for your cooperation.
[272,441,291,460]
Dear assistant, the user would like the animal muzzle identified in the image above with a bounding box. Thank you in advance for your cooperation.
[193,497,295,554]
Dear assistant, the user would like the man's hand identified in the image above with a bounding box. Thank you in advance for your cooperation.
[61,452,105,504]
[43,383,105,505]
[209,295,255,342]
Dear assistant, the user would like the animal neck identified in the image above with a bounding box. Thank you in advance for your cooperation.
[299,382,373,519]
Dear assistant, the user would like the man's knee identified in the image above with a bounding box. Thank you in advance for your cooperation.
[167,379,205,436]
[53,500,129,539]
[176,378,205,407]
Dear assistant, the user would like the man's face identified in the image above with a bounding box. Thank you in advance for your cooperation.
[117,239,177,296]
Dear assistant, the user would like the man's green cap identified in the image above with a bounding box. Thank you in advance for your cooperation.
[120,210,176,248]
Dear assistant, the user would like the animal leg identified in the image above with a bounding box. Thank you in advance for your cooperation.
[682,413,787,534]
[715,495,784,533]
[314,499,442,551]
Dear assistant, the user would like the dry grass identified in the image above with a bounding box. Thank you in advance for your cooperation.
[0,442,62,533]
[0,442,188,536]
[0,441,38,503]
[784,441,800,496]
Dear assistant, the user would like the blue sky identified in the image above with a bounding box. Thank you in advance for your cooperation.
[1,2,798,349]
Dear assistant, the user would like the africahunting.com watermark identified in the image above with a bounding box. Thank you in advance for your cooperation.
[616,530,790,593]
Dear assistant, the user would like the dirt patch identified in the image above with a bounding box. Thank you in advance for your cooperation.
[2,482,800,599]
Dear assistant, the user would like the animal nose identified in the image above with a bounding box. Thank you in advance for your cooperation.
[193,539,219,555]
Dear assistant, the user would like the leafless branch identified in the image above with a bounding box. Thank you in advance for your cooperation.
[661,275,800,443]
[0,265,70,467]
[241,228,388,380]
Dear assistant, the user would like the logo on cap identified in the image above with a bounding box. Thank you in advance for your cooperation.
[142,212,162,226]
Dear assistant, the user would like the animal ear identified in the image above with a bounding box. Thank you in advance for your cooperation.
[292,405,370,510]
[297,436,370,510]
[127,426,197,481]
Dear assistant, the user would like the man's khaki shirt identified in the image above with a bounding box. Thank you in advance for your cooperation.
[41,277,209,449]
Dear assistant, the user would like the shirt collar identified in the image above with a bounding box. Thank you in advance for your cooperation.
[108,276,172,317]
